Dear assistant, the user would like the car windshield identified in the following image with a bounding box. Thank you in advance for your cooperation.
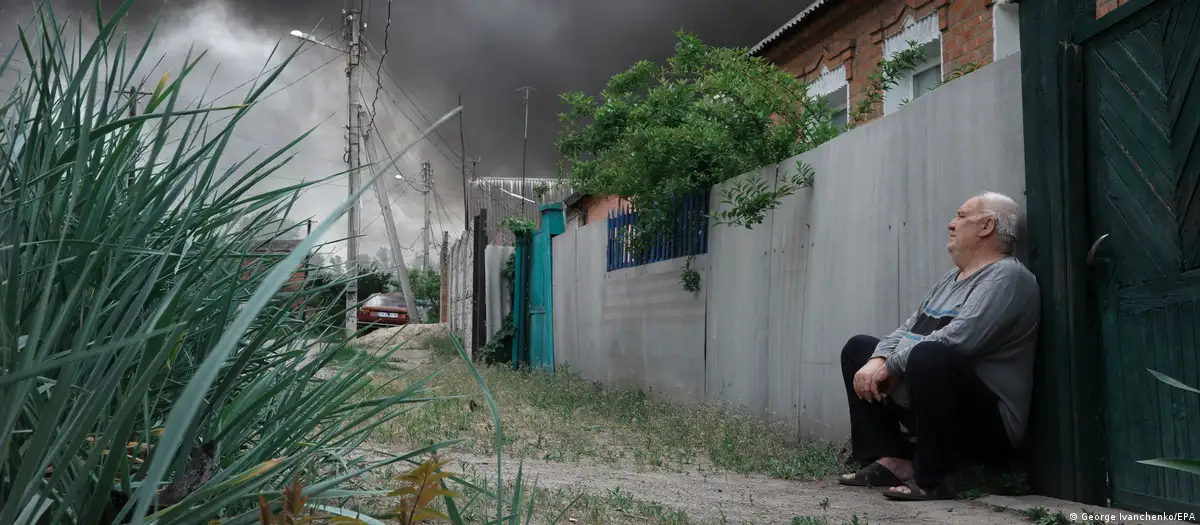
[366,295,406,308]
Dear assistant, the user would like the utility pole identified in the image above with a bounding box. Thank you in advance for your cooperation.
[468,158,480,226]
[365,141,417,322]
[439,230,449,322]
[458,93,470,232]
[344,0,364,336]
[516,86,532,216]
[421,161,432,270]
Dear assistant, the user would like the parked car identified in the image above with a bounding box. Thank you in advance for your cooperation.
[357,293,409,326]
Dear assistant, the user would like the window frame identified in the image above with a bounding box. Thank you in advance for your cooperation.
[807,63,850,126]
[881,13,944,115]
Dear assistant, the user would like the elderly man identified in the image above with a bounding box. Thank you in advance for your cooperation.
[836,191,1040,501]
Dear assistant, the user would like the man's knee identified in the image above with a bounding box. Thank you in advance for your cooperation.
[841,335,878,369]
[906,341,956,379]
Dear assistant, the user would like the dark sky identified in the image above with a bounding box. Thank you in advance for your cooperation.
[0,0,810,263]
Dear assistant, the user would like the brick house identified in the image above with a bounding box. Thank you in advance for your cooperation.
[750,0,1130,127]
[749,0,1024,127]
[563,193,628,230]
[242,238,309,313]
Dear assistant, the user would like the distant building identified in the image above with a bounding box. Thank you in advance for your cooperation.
[242,238,309,312]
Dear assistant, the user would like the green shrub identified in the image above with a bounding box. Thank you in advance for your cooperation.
[0,3,504,524]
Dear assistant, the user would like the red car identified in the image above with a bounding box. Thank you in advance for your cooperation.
[357,293,410,326]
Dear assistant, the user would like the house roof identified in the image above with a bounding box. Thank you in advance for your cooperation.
[251,238,304,254]
[748,0,833,57]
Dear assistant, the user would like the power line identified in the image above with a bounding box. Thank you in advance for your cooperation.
[362,43,462,161]
[360,136,419,234]
[361,59,463,170]
[162,52,343,150]
[366,0,393,133]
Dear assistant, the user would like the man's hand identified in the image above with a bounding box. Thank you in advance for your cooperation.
[854,357,892,402]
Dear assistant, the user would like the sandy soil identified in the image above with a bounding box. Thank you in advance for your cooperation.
[355,441,1029,525]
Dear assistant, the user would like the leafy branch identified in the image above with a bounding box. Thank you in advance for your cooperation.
[679,256,701,293]
[847,41,927,127]
[532,182,550,200]
[500,215,537,236]
[556,31,840,256]
[710,161,815,228]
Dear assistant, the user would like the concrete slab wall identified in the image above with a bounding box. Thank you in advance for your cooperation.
[604,255,708,404]
[550,54,1027,443]
[706,165,776,414]
[483,246,515,344]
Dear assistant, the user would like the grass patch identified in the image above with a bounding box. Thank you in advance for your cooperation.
[1021,506,1071,525]
[368,333,844,480]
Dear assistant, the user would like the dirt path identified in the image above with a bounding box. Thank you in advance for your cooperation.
[356,441,1029,525]
[348,326,1031,525]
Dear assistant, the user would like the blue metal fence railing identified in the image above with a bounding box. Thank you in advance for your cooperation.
[606,191,709,271]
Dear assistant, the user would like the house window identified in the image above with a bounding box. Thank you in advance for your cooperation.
[807,63,850,127]
[882,13,943,115]
[828,85,849,127]
[911,42,944,99]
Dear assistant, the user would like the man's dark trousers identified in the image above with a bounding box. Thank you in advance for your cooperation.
[839,335,1015,488]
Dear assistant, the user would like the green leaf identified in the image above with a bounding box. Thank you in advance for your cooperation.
[1137,459,1200,476]
[1148,369,1200,394]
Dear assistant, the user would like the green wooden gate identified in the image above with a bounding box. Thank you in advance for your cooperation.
[1074,0,1200,514]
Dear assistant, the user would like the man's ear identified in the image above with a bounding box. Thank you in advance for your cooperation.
[978,215,997,238]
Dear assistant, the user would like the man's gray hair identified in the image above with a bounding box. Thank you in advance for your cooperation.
[974,191,1021,252]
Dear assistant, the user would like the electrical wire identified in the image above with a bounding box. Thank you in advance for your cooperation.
[361,60,463,170]
[161,52,343,150]
[362,44,463,161]
[366,0,392,132]
[360,136,419,234]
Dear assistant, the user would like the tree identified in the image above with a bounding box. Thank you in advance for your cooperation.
[409,267,441,322]
[356,260,397,298]
[555,31,841,249]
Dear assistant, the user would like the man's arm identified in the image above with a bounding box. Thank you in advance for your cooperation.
[871,304,923,360]
[886,272,1033,374]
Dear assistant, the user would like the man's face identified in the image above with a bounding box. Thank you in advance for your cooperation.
[947,197,994,254]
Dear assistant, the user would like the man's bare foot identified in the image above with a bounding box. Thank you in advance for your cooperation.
[838,457,914,482]
[888,477,954,495]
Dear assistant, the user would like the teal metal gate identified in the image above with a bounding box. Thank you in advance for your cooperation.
[511,203,565,371]
[529,203,564,371]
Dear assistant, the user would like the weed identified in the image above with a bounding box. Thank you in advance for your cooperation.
[368,334,844,480]
[792,517,830,525]
[1021,506,1072,525]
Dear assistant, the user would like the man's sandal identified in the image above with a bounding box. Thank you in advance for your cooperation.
[837,462,904,488]
[880,479,958,501]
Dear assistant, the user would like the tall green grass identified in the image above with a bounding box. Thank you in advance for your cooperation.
[0,2,552,524]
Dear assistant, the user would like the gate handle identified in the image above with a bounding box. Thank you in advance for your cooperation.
[1087,233,1109,265]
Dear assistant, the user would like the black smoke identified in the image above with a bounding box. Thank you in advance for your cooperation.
[1,0,811,262]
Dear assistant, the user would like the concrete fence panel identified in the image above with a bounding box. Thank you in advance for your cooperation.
[603,255,708,404]
[705,165,778,413]
[793,119,905,442]
[765,179,815,433]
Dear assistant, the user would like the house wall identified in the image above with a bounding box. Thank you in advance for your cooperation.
[760,0,1006,124]
[1095,0,1130,17]
[551,53,1026,442]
